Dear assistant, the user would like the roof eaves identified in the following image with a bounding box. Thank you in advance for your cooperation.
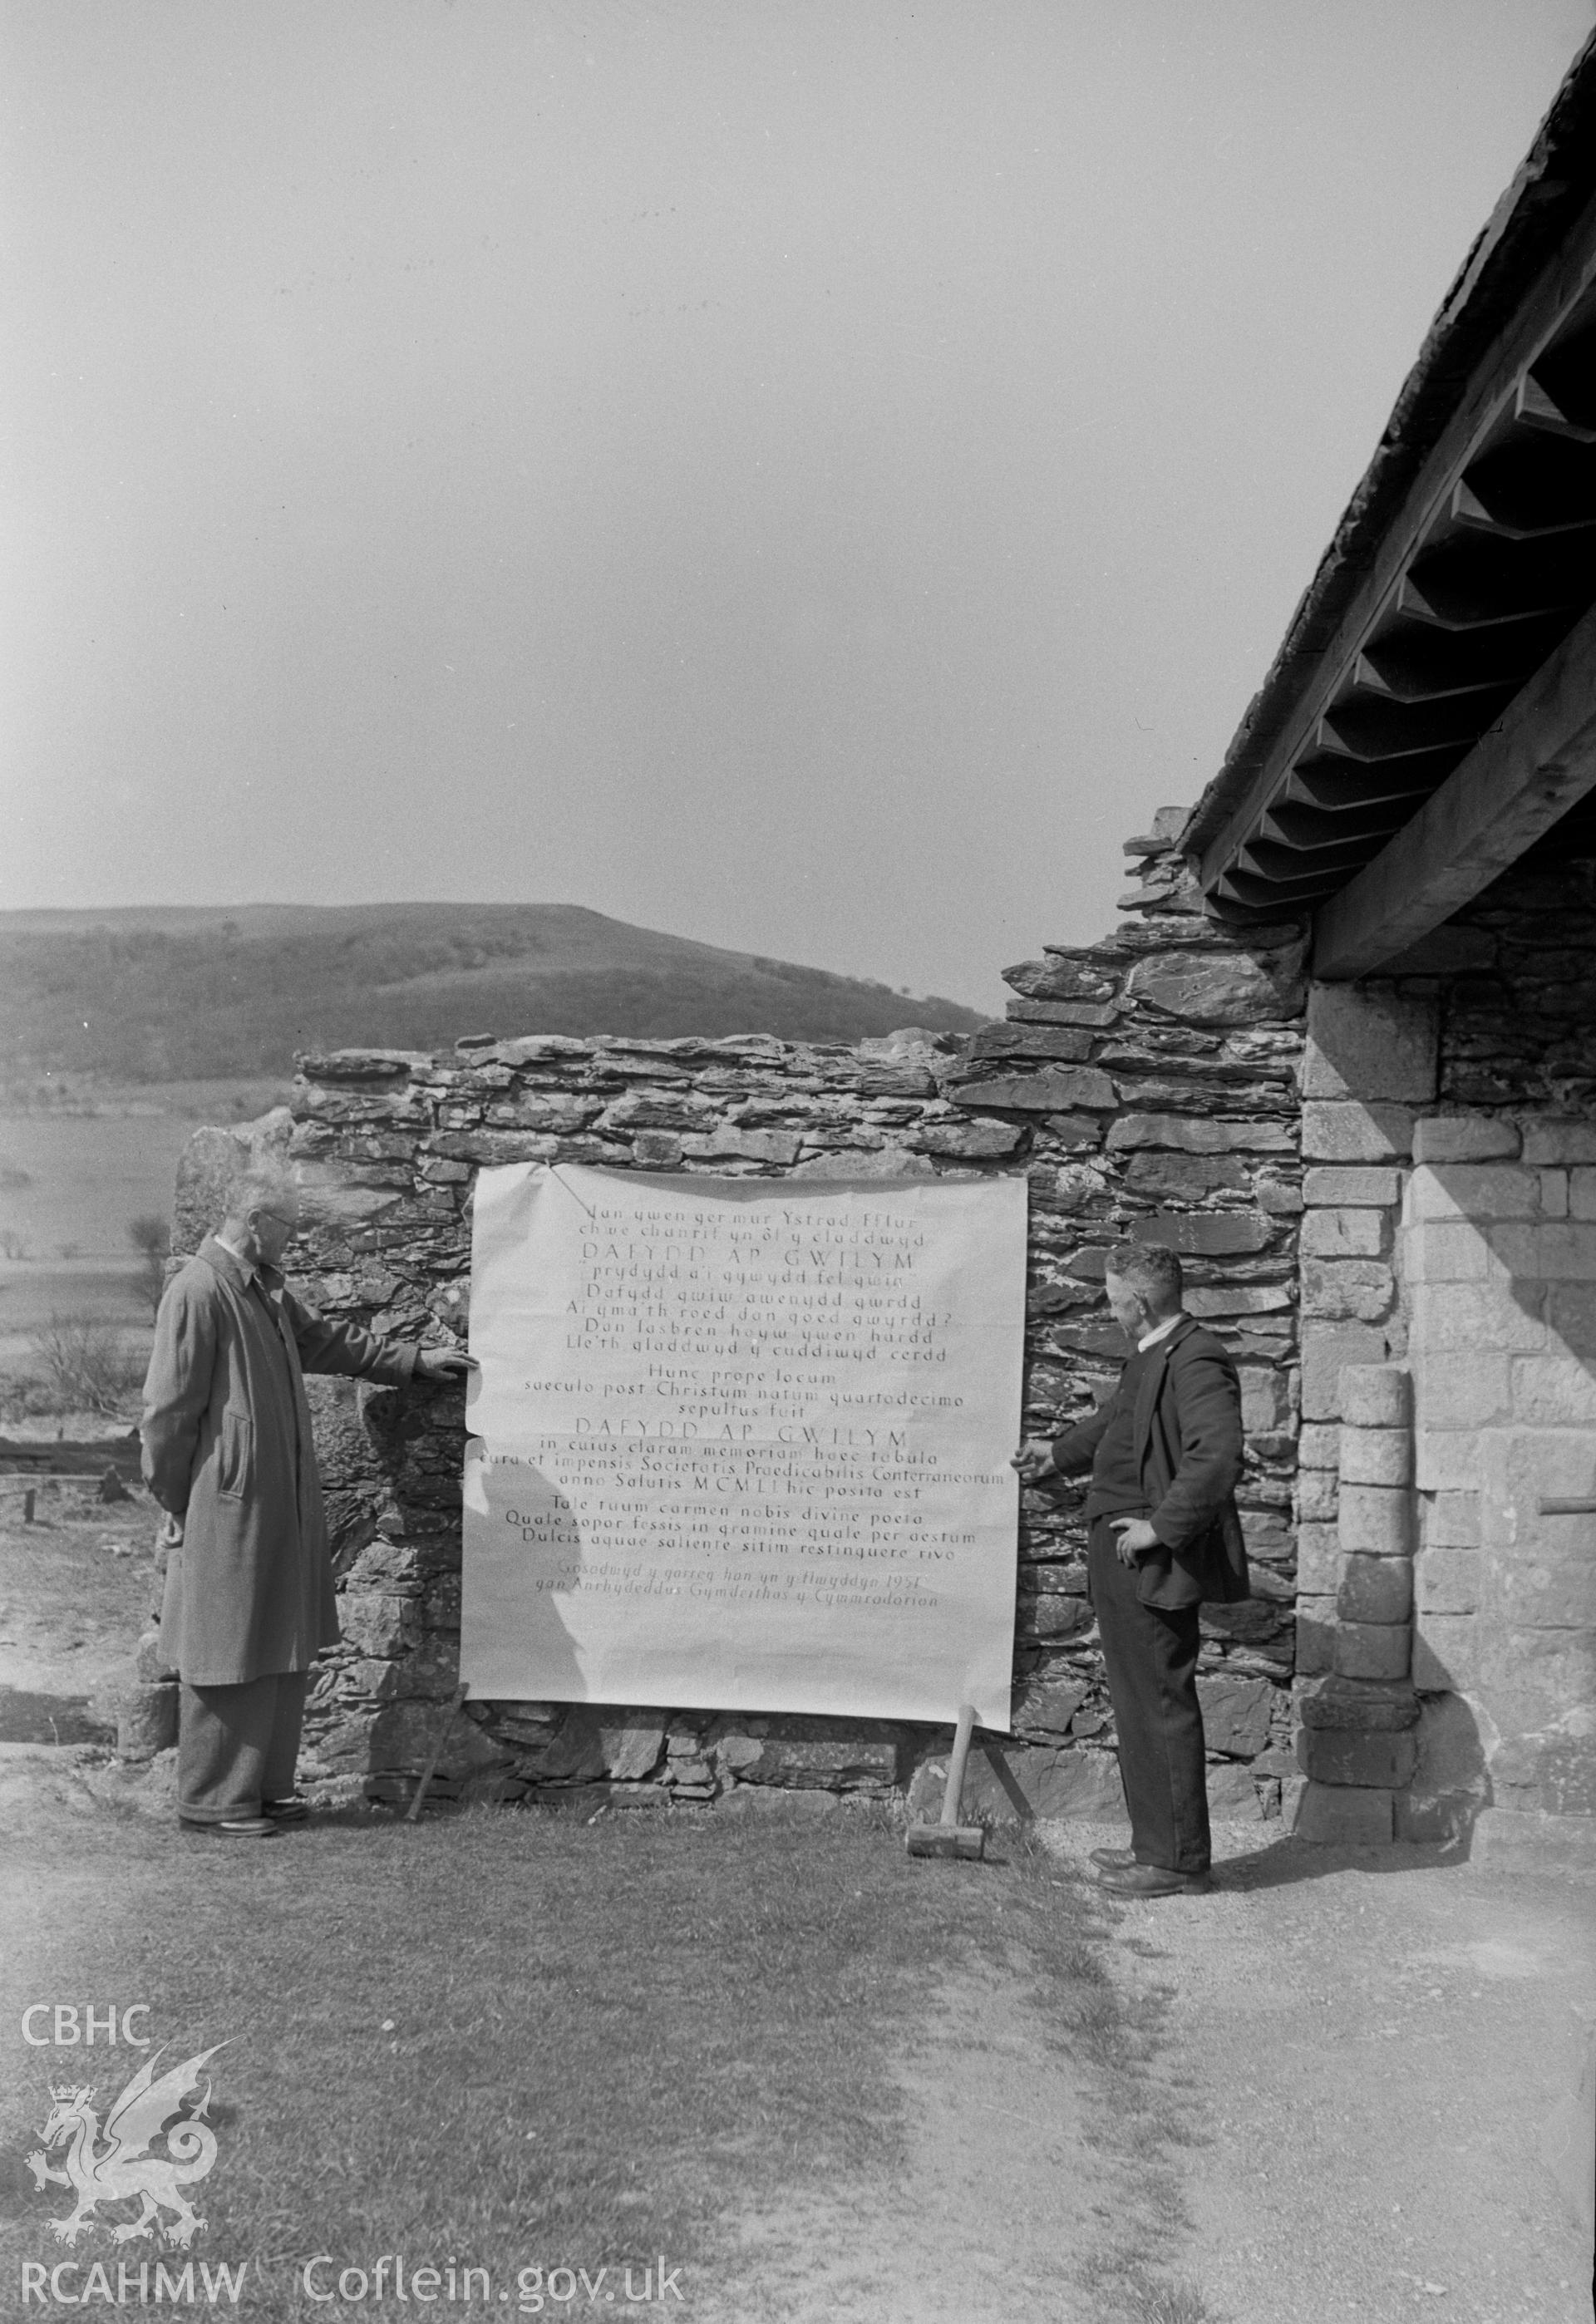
[1181,29,1596,867]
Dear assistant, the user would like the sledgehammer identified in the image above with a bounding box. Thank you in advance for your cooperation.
[406,1684,467,1823]
[906,1703,984,1861]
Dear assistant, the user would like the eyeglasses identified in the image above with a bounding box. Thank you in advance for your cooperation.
[256,1209,298,1233]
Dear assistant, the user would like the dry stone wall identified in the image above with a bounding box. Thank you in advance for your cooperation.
[166,816,1308,1821]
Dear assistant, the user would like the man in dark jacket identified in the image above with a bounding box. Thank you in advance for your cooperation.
[142,1164,471,1838]
[1013,1243,1248,1896]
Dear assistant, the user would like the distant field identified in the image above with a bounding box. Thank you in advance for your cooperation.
[0,1256,148,1324]
[0,1258,153,1379]
[0,1094,273,1382]
[0,1109,209,1259]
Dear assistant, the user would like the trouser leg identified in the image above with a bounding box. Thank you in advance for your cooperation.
[178,1672,303,1823]
[261,1672,309,1803]
[1088,1518,1210,1874]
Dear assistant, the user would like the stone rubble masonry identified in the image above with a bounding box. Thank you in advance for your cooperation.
[983,823,1304,1836]
[1295,1725,1419,1789]
[1294,983,1416,1485]
[1522,1121,1596,1165]
[1415,1546,1480,1617]
[165,818,1308,1823]
[1337,1482,1416,1557]
[1297,1672,1421,1732]
[1339,848,1596,1828]
[1300,1324,1389,1423]
[148,836,1596,1839]
[1296,1469,1338,1524]
[1300,982,1440,1106]
[1286,975,1426,1833]
[1337,1554,1414,1626]
[1280,1353,1421,1791]
[1338,1427,1412,1488]
[1291,859,1596,1831]
[169,842,1596,1831]
[1295,1524,1341,1596]
[1299,1208,1388,1260]
[1302,1258,1397,1321]
[1288,1780,1395,1844]
[1303,1166,1403,1209]
[1411,1117,1522,1164]
[1338,1365,1412,1430]
[1332,1622,1414,1682]
[1300,1100,1416,1164]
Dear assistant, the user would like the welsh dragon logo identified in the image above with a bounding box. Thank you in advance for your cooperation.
[27,2046,223,2248]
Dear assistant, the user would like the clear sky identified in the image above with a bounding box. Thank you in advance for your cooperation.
[2,1,1590,1012]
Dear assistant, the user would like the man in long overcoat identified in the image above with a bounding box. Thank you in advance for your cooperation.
[141,1164,470,1836]
[1013,1243,1249,1896]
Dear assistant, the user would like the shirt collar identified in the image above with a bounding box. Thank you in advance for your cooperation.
[211,1230,281,1297]
[213,1228,257,1286]
[1138,1310,1186,1353]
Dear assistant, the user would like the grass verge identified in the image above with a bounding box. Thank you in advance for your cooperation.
[1,1513,1219,2322]
[2,1793,1128,2320]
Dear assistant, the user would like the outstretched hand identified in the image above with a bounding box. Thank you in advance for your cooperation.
[415,1347,477,1382]
[1010,1438,1057,1485]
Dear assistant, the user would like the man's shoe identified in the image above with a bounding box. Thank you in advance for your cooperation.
[180,1814,278,1839]
[1090,1847,1137,1872]
[1094,1862,1211,1898]
[264,1796,309,1824]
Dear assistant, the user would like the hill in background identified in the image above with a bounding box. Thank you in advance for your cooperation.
[0,904,988,1083]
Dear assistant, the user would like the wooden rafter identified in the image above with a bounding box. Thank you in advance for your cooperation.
[1312,596,1596,977]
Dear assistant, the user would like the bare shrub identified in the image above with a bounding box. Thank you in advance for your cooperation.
[0,1371,58,1422]
[26,1312,145,1416]
[127,1214,171,1317]
[1134,2277,1213,2324]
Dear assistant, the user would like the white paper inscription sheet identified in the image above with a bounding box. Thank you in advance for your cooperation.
[461,1164,1026,1728]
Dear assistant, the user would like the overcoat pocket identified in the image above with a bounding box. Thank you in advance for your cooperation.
[217,1409,253,1499]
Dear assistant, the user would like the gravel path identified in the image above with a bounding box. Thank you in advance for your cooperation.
[1040,1818,1596,2324]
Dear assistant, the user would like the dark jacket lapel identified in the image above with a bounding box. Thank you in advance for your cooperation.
[1132,1314,1195,1467]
